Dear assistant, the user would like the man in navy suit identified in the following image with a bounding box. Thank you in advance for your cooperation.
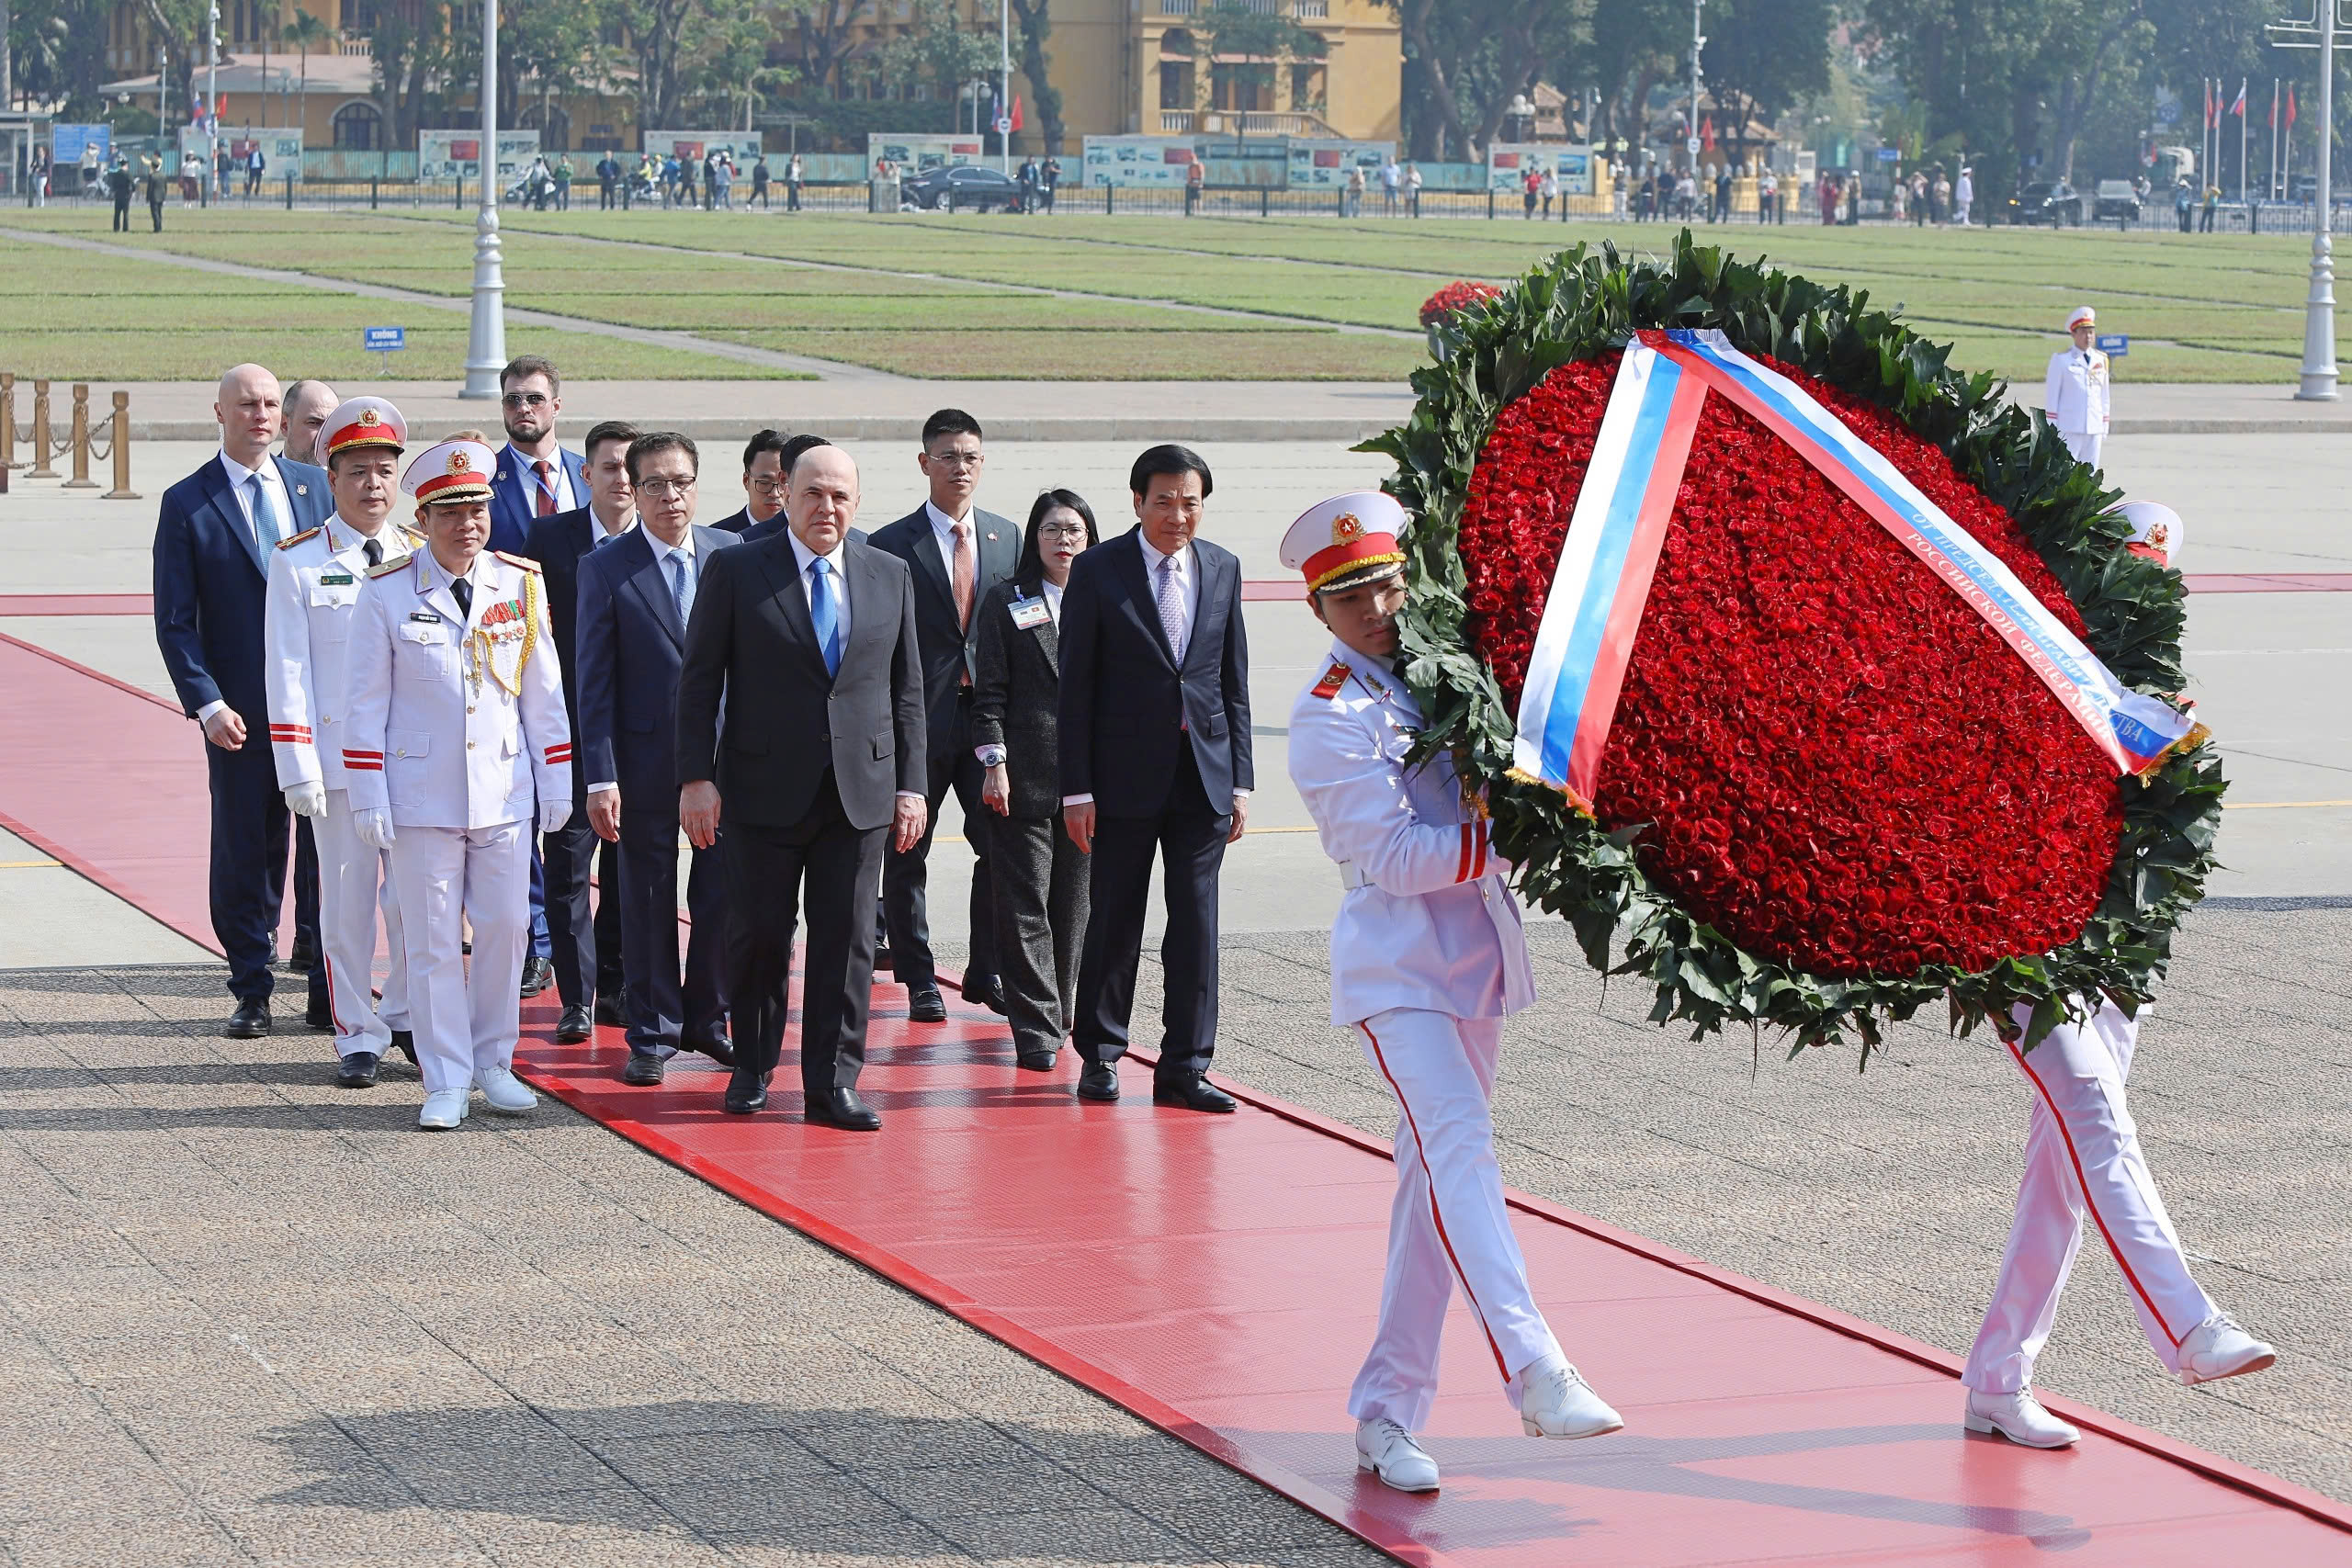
[153,364,334,1036]
[741,434,835,546]
[576,433,739,1084]
[520,419,639,1043]
[707,429,789,536]
[489,354,589,998]
[866,410,1019,1022]
[1058,445,1251,1112]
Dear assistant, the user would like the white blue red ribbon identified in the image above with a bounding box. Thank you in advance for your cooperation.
[1511,330,2200,806]
[1510,338,1706,809]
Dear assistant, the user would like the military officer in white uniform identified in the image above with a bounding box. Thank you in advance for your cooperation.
[1960,500,2276,1450]
[344,439,573,1131]
[1282,491,1623,1496]
[2043,305,2111,468]
[265,397,424,1088]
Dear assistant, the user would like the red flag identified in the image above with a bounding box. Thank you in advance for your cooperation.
[2205,79,2215,128]
[2290,85,2300,131]
[1701,115,1716,151]
[1010,95,1023,133]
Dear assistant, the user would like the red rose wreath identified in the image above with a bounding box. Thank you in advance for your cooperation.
[1364,235,2222,1055]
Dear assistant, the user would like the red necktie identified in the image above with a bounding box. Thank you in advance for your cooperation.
[952,521,976,684]
[532,458,556,516]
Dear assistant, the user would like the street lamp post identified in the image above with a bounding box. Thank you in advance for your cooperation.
[2269,0,2341,400]
[460,0,507,400]
[206,3,220,204]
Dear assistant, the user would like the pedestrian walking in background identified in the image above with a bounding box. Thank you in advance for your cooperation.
[2200,181,2220,231]
[1185,156,1204,215]
[1041,155,1060,211]
[1346,163,1366,217]
[245,144,266,197]
[713,152,734,209]
[1953,165,1973,225]
[107,156,133,231]
[972,491,1100,1072]
[1636,173,1656,220]
[1891,175,1908,222]
[752,153,771,209]
[1931,168,1950,222]
[555,155,573,209]
[1381,156,1401,215]
[788,153,806,211]
[1714,165,1733,221]
[1758,166,1778,223]
[2174,176,2193,232]
[30,142,49,206]
[179,151,203,205]
[597,151,619,209]
[1018,156,1039,214]
[1540,167,1557,219]
[142,155,166,231]
[1521,165,1540,219]
[1405,161,1422,215]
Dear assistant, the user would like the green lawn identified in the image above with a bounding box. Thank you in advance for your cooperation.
[1,204,2333,384]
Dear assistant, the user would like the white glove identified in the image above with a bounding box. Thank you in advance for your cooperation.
[282,782,327,818]
[539,798,571,835]
[353,807,397,851]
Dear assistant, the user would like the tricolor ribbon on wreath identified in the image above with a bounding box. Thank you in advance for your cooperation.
[1510,328,2205,814]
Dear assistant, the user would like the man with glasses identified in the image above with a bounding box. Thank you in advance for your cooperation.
[868,410,1019,1022]
[488,355,588,999]
[575,434,740,1084]
[710,429,791,536]
[522,420,642,1043]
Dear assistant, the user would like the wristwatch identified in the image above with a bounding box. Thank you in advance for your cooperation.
[977,745,1008,768]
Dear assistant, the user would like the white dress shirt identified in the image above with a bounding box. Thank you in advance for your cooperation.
[198,450,294,724]
[1064,540,1246,807]
[507,444,578,513]
[923,499,974,586]
[590,508,638,547]
[1042,578,1064,626]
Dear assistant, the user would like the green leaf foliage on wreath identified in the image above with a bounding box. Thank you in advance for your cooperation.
[1358,230,2223,1062]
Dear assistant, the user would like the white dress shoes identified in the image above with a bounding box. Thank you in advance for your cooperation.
[2177,1313,2277,1385]
[417,1089,470,1131]
[476,1066,538,1116]
[1513,1354,1624,1439]
[1355,1417,1440,1494]
[1963,1388,2080,1449]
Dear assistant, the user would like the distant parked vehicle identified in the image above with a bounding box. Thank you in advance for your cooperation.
[900,164,1021,212]
[2093,179,2142,222]
[2006,180,2084,226]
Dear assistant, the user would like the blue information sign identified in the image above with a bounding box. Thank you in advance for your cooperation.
[363,326,406,353]
[1875,146,1900,162]
[2096,333,2129,355]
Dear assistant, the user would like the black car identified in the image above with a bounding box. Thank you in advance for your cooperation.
[2006,180,2084,226]
[2092,179,2142,222]
[899,164,1021,212]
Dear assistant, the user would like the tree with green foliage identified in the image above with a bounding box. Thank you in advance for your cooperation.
[1005,0,1064,153]
[1702,0,1833,168]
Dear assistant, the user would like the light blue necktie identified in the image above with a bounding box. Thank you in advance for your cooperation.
[246,472,284,558]
[667,547,694,631]
[808,557,842,677]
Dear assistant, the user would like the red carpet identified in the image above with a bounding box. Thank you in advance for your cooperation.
[10,624,2352,1566]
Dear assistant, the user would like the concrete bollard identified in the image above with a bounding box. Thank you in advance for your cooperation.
[63,384,98,490]
[26,379,58,479]
[0,371,15,470]
[104,391,141,501]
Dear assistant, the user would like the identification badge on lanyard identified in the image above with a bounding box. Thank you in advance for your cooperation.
[1009,596,1050,631]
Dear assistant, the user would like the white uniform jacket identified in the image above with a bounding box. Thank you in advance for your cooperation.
[264,518,424,792]
[2043,347,2110,437]
[1287,639,1534,1027]
[343,547,572,829]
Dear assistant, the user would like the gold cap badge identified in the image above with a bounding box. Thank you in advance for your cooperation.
[1330,513,1364,545]
[358,408,380,428]
[447,449,472,474]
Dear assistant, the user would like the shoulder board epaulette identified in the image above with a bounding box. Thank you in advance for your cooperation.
[276,526,321,550]
[1309,660,1351,701]
[367,557,410,579]
[492,549,542,573]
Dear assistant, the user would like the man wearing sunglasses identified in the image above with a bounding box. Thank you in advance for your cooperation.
[487,355,589,557]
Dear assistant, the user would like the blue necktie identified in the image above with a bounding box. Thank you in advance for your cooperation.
[808,557,842,677]
[668,547,694,631]
[246,472,284,558]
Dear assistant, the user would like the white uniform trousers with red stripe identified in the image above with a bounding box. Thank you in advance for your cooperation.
[1349,1007,1562,1431]
[317,789,411,1057]
[1962,999,2217,1392]
[388,819,530,1097]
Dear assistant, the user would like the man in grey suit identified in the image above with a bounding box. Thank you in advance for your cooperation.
[866,410,1019,1023]
[575,433,738,1086]
[676,446,928,1129]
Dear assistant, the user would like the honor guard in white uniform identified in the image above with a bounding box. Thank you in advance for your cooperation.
[1282,492,1623,1496]
[2043,305,2111,468]
[343,439,573,1131]
[1959,500,2275,1450]
[264,397,424,1087]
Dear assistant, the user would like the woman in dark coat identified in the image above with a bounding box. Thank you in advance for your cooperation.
[971,491,1099,1070]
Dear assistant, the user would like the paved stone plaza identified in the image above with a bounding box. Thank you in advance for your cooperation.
[2,400,2347,1563]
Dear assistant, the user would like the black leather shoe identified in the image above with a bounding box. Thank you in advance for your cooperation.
[684,1030,736,1068]
[808,1088,882,1131]
[1153,1073,1237,1113]
[594,991,626,1026]
[389,1030,417,1065]
[907,987,947,1023]
[224,999,272,1039]
[970,978,1009,1017]
[621,1053,666,1086]
[335,1052,380,1089]
[286,938,317,974]
[555,1005,593,1043]
[722,1072,768,1114]
[1077,1062,1120,1101]
[1016,1050,1058,1072]
[518,954,553,998]
[304,999,334,1032]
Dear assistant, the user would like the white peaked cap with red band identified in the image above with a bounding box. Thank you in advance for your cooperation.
[1280,490,1409,593]
[401,439,498,505]
[2111,500,2185,568]
[2066,305,2098,330]
[321,396,407,459]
